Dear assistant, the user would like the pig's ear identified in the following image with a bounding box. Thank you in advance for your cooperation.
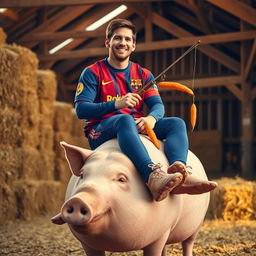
[60,141,93,176]
[51,213,66,225]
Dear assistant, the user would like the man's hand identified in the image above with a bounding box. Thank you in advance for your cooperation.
[135,116,156,134]
[115,93,142,109]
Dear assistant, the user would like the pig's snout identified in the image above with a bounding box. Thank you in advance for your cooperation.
[61,197,92,225]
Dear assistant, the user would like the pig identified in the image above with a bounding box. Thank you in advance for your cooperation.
[52,135,210,256]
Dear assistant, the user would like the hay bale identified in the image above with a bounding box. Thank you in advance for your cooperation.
[71,108,85,136]
[14,180,65,220]
[0,44,38,109]
[53,101,73,132]
[208,177,256,220]
[39,122,54,151]
[37,70,57,101]
[0,183,18,224]
[0,144,21,186]
[54,131,73,159]
[54,158,72,184]
[15,147,54,180]
[72,135,90,149]
[39,99,54,124]
[0,27,6,44]
[0,108,23,146]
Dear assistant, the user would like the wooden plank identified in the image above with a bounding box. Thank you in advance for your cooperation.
[252,87,256,99]
[22,5,93,48]
[0,0,169,7]
[244,39,256,81]
[151,13,240,73]
[18,30,105,42]
[157,76,242,90]
[224,84,243,101]
[38,31,256,61]
[207,0,256,27]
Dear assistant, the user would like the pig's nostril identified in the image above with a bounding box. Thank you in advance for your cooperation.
[80,208,88,215]
[67,207,74,214]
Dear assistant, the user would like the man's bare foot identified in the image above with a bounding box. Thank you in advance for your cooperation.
[168,161,218,194]
[171,179,218,194]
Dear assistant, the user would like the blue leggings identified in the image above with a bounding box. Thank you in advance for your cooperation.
[88,115,188,182]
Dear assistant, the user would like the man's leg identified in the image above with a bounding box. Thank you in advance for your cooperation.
[89,115,182,201]
[154,117,217,194]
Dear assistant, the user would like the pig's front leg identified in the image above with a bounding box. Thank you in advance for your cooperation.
[81,243,105,256]
[143,231,169,256]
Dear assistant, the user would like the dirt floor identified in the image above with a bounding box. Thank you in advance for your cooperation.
[0,217,256,256]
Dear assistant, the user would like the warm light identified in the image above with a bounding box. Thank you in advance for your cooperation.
[48,5,127,54]
[49,38,74,54]
[85,5,127,31]
[0,8,7,13]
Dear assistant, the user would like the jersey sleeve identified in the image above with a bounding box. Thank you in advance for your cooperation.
[142,71,164,120]
[74,67,98,103]
[74,67,116,119]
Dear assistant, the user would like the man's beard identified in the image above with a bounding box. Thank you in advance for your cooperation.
[113,50,130,62]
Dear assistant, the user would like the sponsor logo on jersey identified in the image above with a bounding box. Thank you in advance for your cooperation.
[106,95,123,101]
[131,79,142,91]
[75,82,84,96]
[102,80,113,86]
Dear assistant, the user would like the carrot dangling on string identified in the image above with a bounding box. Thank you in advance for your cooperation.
[157,81,197,130]
[157,82,194,96]
[190,97,197,131]
[145,122,160,149]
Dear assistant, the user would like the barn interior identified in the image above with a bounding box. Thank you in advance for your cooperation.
[0,1,256,249]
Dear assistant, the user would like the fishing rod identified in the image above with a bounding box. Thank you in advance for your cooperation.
[137,40,200,95]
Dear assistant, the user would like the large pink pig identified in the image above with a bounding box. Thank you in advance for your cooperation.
[52,136,210,256]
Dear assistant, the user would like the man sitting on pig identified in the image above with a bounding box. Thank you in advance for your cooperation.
[74,18,217,202]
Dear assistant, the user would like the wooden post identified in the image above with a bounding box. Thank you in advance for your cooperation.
[145,3,153,70]
[240,21,254,179]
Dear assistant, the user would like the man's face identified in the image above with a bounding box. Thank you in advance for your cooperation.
[105,27,136,62]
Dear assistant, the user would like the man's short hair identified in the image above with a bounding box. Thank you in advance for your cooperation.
[106,19,136,41]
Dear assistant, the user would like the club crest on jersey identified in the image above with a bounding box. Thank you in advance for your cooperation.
[75,82,84,96]
[131,79,142,91]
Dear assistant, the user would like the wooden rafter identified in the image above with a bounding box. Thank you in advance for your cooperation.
[151,12,240,73]
[244,39,256,81]
[206,0,256,27]
[164,75,243,89]
[22,5,93,49]
[224,84,242,101]
[37,30,256,61]
[0,0,169,8]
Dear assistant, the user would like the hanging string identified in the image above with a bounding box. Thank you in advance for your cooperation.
[191,45,198,103]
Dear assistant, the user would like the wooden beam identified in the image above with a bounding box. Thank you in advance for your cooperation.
[252,87,256,99]
[21,5,93,49]
[207,0,256,27]
[244,39,256,81]
[38,31,256,61]
[224,84,243,101]
[151,12,240,73]
[0,0,169,8]
[18,30,105,42]
[159,76,242,89]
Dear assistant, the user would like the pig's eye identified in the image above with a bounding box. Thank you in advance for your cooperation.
[80,173,83,179]
[118,176,127,183]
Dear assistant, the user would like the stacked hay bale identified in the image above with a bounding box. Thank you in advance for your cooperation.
[0,42,62,223]
[0,27,6,44]
[53,102,89,185]
[207,177,256,220]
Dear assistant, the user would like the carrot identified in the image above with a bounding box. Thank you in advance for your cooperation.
[158,82,194,95]
[145,122,160,149]
[190,103,197,131]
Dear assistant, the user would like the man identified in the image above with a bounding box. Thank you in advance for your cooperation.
[74,19,217,201]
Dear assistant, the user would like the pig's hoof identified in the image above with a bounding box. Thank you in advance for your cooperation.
[172,181,218,195]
